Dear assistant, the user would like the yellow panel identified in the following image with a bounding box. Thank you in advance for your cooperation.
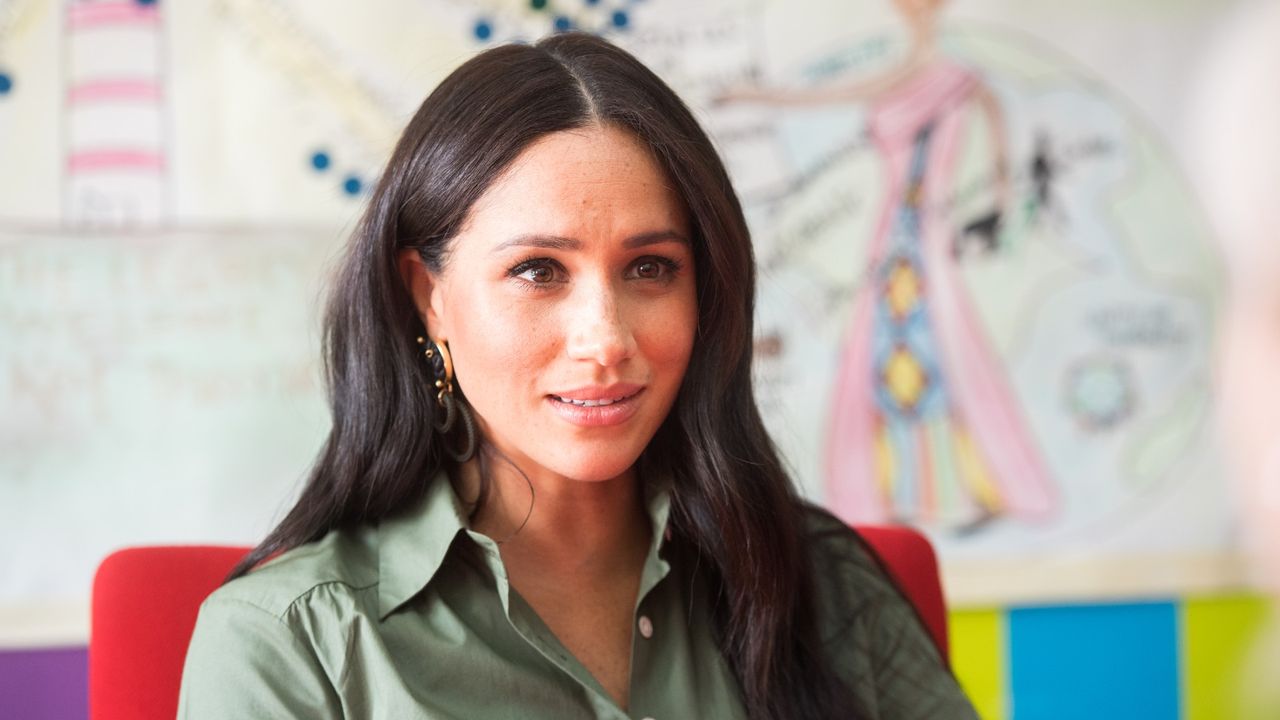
[949,608,1006,720]
[1183,595,1280,720]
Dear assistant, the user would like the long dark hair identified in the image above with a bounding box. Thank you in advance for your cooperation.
[229,33,857,718]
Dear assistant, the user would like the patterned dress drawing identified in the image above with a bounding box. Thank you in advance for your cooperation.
[825,59,1055,529]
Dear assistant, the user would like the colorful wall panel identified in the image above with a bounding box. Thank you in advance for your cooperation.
[1008,602,1181,719]
[0,646,87,720]
[1182,596,1278,720]
[946,596,1276,720]
[951,608,1006,719]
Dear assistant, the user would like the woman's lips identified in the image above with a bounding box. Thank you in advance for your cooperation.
[546,387,644,427]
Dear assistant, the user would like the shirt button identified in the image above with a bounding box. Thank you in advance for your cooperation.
[638,615,654,639]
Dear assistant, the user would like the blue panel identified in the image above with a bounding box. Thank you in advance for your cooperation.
[1008,601,1180,720]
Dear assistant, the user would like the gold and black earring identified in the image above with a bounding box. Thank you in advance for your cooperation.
[417,336,476,462]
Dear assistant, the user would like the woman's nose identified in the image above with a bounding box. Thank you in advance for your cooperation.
[564,284,637,367]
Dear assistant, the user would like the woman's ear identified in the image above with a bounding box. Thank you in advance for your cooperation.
[396,249,448,338]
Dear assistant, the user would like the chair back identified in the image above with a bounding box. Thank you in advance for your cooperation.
[90,546,250,720]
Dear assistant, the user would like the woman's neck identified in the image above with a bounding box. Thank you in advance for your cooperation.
[455,455,653,578]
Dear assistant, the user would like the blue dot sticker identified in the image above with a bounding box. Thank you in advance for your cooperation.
[584,0,600,5]
[343,176,363,196]
[553,15,572,32]
[135,0,158,6]
[530,0,547,9]
[310,151,331,171]
[474,19,493,41]
[0,72,12,95]
[611,10,629,28]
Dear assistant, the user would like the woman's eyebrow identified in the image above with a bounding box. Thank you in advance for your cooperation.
[493,234,580,252]
[622,230,690,248]
[492,231,690,253]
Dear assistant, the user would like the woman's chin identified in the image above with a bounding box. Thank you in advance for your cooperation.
[543,454,641,485]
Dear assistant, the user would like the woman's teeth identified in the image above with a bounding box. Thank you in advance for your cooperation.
[554,395,629,407]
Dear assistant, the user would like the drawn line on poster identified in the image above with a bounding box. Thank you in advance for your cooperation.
[66,1,159,30]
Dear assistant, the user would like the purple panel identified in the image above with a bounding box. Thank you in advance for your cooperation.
[0,646,88,720]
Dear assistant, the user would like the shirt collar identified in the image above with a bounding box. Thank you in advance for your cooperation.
[376,471,470,619]
[376,469,675,621]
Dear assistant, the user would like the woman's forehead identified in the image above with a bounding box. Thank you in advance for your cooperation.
[490,126,667,194]
[456,126,689,246]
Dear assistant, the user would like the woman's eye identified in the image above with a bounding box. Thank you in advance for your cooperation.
[636,260,662,279]
[629,256,682,282]
[508,258,565,286]
[525,265,555,283]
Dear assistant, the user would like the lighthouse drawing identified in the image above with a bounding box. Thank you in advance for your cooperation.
[64,0,167,227]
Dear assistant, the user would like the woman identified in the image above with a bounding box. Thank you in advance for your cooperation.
[178,33,976,719]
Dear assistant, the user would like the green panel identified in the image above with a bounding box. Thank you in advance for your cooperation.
[949,609,1006,720]
[1183,595,1280,720]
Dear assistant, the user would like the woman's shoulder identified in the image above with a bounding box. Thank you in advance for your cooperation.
[203,523,380,621]
[797,502,936,649]
[179,531,370,717]
[798,503,979,716]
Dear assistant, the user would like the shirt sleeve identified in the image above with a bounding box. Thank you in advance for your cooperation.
[177,596,343,719]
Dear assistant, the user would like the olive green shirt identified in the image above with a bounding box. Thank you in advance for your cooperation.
[178,474,976,719]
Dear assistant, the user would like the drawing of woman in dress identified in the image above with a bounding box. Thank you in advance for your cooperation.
[719,0,1056,530]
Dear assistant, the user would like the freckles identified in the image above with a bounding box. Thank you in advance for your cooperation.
[474,299,563,373]
[635,300,697,364]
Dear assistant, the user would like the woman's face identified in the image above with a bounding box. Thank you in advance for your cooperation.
[402,125,697,485]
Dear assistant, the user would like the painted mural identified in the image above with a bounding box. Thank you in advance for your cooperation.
[0,0,1241,642]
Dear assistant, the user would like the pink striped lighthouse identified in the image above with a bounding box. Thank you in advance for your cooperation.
[64,0,167,227]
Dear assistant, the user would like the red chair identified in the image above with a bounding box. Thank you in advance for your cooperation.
[89,527,947,719]
[89,546,250,720]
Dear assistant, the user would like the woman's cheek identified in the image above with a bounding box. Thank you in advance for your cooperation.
[648,289,698,364]
[448,288,538,393]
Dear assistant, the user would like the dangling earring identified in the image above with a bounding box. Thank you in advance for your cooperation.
[417,336,476,463]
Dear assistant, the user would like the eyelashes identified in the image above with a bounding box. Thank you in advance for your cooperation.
[505,255,686,290]
[507,257,566,286]
[631,256,685,281]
